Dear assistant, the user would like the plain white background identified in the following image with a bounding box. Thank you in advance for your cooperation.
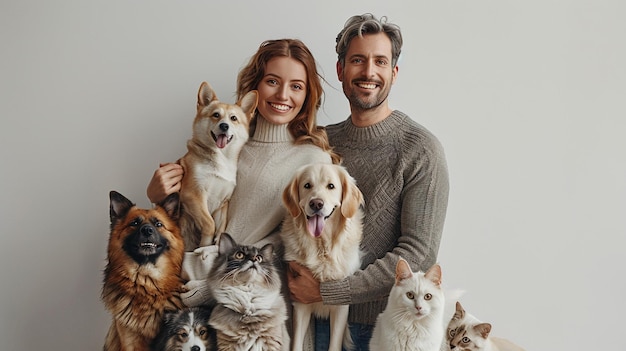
[1,1,624,350]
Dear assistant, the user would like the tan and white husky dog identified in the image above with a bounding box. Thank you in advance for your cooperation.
[178,81,257,250]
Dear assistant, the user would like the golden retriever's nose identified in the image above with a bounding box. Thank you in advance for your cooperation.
[309,198,324,211]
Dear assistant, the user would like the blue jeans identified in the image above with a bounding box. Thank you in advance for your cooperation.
[314,318,373,351]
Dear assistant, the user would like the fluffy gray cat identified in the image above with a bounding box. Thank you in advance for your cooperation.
[207,233,289,351]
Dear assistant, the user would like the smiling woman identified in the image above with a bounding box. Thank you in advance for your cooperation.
[256,56,308,125]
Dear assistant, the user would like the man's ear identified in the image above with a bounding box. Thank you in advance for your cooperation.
[336,61,344,82]
[391,64,399,84]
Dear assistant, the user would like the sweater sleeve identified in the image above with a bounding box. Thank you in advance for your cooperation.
[320,120,449,306]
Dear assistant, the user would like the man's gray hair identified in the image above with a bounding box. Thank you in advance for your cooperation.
[335,13,403,67]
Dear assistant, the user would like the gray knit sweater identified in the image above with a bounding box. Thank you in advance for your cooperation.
[322,110,449,325]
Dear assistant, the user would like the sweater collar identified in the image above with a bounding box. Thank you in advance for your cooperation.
[341,110,405,141]
[251,116,294,143]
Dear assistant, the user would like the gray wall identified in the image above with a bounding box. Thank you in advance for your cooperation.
[1,1,624,350]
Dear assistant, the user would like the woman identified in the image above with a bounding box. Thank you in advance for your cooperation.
[146,39,339,306]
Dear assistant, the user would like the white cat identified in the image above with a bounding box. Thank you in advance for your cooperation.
[369,258,445,351]
[444,301,525,351]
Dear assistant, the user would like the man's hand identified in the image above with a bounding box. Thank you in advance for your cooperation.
[287,261,322,304]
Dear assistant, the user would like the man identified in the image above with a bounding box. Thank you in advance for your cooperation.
[287,13,450,350]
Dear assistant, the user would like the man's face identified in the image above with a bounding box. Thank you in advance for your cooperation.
[337,32,398,112]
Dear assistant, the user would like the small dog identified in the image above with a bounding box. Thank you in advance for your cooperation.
[178,81,257,250]
[102,191,185,351]
[281,163,364,351]
[152,306,217,351]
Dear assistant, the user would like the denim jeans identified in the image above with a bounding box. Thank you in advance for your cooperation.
[314,318,373,351]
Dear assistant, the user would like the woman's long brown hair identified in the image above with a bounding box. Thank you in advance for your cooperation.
[237,39,340,164]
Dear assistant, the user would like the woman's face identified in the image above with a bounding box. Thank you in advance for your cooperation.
[256,56,307,125]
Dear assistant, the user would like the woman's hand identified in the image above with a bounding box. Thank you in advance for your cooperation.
[146,162,184,203]
[287,261,322,304]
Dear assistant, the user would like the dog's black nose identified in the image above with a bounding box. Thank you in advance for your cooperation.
[140,224,155,237]
[191,346,200,351]
[219,122,229,132]
[309,199,324,211]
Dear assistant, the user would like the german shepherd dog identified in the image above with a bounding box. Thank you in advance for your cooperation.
[152,306,217,351]
[178,81,257,250]
[102,191,185,351]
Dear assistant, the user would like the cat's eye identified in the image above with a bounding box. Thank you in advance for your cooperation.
[462,337,471,343]
[449,329,456,337]
[234,251,245,259]
[254,255,263,262]
[406,291,415,299]
[424,293,432,300]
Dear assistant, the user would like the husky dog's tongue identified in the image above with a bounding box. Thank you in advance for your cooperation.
[307,215,325,237]
[215,134,229,148]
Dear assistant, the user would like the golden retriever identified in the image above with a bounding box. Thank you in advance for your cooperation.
[280,163,364,351]
[178,81,257,250]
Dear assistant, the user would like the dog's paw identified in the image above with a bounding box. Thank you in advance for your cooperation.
[193,245,219,260]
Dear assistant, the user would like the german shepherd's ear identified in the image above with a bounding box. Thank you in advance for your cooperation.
[109,191,135,225]
[238,90,258,117]
[158,192,180,221]
[339,167,364,218]
[197,81,218,108]
[282,174,302,218]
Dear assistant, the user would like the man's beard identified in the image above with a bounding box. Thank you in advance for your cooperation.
[343,80,390,111]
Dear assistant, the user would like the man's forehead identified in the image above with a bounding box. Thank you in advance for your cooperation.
[346,33,392,58]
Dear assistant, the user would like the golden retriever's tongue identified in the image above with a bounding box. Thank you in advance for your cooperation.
[307,215,325,237]
[216,134,228,149]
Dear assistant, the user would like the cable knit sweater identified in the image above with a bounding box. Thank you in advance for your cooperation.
[322,110,449,325]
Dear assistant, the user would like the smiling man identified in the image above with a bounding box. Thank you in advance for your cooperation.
[287,13,450,351]
[337,31,397,126]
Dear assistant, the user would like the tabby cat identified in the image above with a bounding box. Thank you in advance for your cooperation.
[207,233,289,351]
[369,258,445,351]
[444,301,525,351]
